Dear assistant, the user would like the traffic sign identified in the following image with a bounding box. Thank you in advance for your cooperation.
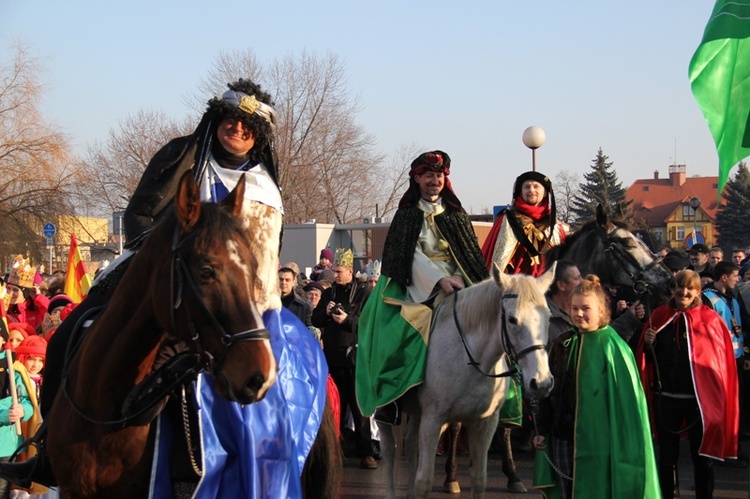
[685,232,704,248]
[43,223,56,238]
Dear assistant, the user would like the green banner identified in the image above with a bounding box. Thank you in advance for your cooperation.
[689,0,750,195]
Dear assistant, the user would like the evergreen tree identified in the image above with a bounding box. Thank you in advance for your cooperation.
[570,148,632,227]
[716,162,750,254]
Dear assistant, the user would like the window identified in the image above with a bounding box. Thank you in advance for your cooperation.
[676,226,685,240]
[651,228,664,244]
[643,186,649,191]
[682,205,695,217]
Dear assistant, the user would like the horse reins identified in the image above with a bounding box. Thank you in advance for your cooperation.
[453,289,545,378]
[170,223,270,378]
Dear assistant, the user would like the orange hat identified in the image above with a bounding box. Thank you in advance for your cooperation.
[8,322,34,339]
[16,335,47,364]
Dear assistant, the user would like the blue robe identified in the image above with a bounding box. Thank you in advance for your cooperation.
[149,308,328,498]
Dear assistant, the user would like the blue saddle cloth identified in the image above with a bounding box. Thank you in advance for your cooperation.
[149,308,328,499]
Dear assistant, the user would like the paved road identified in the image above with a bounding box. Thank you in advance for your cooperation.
[340,440,749,498]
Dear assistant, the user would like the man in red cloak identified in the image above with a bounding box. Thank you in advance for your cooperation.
[481,171,567,277]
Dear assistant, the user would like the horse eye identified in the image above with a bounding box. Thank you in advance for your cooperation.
[507,316,518,325]
[199,266,215,280]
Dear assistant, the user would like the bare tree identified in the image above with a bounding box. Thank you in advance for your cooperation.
[0,44,74,264]
[376,143,423,221]
[554,169,581,224]
[74,110,190,219]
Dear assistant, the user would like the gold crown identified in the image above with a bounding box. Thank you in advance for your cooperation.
[333,248,354,269]
[7,255,35,289]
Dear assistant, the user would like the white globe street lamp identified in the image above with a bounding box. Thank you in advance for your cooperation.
[522,126,546,172]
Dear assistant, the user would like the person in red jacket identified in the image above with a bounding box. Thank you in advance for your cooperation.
[481,171,567,277]
[638,269,739,499]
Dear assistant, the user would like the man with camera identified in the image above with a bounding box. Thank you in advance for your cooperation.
[311,248,375,468]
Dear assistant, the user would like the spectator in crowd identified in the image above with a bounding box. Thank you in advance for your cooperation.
[709,246,724,266]
[688,243,713,282]
[304,281,324,310]
[6,325,32,351]
[702,261,749,467]
[481,171,567,276]
[0,342,34,499]
[311,249,375,469]
[40,294,73,339]
[640,270,739,498]
[657,246,671,259]
[365,260,381,291]
[281,261,308,300]
[5,257,48,334]
[279,266,312,326]
[662,250,688,275]
[310,249,333,282]
[317,268,335,289]
[733,248,747,266]
[534,275,659,498]
[545,260,582,346]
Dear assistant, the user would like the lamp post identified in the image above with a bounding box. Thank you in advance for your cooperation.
[689,197,701,245]
[522,126,546,172]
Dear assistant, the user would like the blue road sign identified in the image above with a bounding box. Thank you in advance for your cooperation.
[685,232,705,248]
[43,223,56,238]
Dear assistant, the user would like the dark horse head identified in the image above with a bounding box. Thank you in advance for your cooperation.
[147,171,276,404]
[546,205,673,302]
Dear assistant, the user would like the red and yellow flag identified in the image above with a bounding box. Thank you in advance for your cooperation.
[64,234,92,303]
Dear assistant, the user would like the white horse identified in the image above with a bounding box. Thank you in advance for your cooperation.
[378,263,556,499]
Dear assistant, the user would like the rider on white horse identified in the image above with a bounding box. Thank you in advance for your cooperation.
[356,151,488,424]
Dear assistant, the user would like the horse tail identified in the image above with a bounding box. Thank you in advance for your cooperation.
[301,400,343,499]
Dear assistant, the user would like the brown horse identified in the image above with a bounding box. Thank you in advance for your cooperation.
[45,172,341,497]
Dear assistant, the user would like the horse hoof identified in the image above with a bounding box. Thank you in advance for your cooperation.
[507,480,528,493]
[443,481,461,494]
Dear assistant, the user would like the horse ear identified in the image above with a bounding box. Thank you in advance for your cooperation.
[174,171,201,231]
[222,174,246,217]
[539,261,556,293]
[595,204,616,232]
[615,203,625,220]
[492,262,513,291]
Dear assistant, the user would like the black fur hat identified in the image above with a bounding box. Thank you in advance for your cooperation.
[512,171,553,199]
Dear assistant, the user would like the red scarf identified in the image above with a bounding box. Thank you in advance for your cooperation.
[512,197,550,222]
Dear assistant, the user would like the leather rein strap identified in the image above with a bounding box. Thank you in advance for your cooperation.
[453,289,545,378]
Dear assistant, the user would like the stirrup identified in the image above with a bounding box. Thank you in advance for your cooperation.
[374,402,401,426]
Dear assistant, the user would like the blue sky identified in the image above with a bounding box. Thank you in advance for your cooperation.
[0,1,724,214]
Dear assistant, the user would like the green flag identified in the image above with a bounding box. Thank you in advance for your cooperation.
[689,1,750,195]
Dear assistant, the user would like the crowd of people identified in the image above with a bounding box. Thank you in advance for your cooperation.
[0,74,744,498]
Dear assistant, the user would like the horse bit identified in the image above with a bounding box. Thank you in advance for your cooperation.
[453,290,545,378]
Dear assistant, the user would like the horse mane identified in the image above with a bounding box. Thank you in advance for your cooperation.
[545,217,630,263]
[451,274,547,334]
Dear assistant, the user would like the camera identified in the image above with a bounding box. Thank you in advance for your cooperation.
[332,304,344,315]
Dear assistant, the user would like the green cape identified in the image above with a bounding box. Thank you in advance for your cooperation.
[355,277,522,425]
[533,326,660,498]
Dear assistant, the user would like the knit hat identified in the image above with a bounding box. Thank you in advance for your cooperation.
[48,294,73,313]
[16,335,47,364]
[319,249,333,262]
[8,322,34,339]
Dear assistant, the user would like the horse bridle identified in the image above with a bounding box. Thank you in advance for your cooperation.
[453,290,546,378]
[170,223,270,376]
[600,226,662,295]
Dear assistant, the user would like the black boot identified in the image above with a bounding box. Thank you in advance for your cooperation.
[373,401,401,426]
[657,463,676,499]
[0,450,57,488]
